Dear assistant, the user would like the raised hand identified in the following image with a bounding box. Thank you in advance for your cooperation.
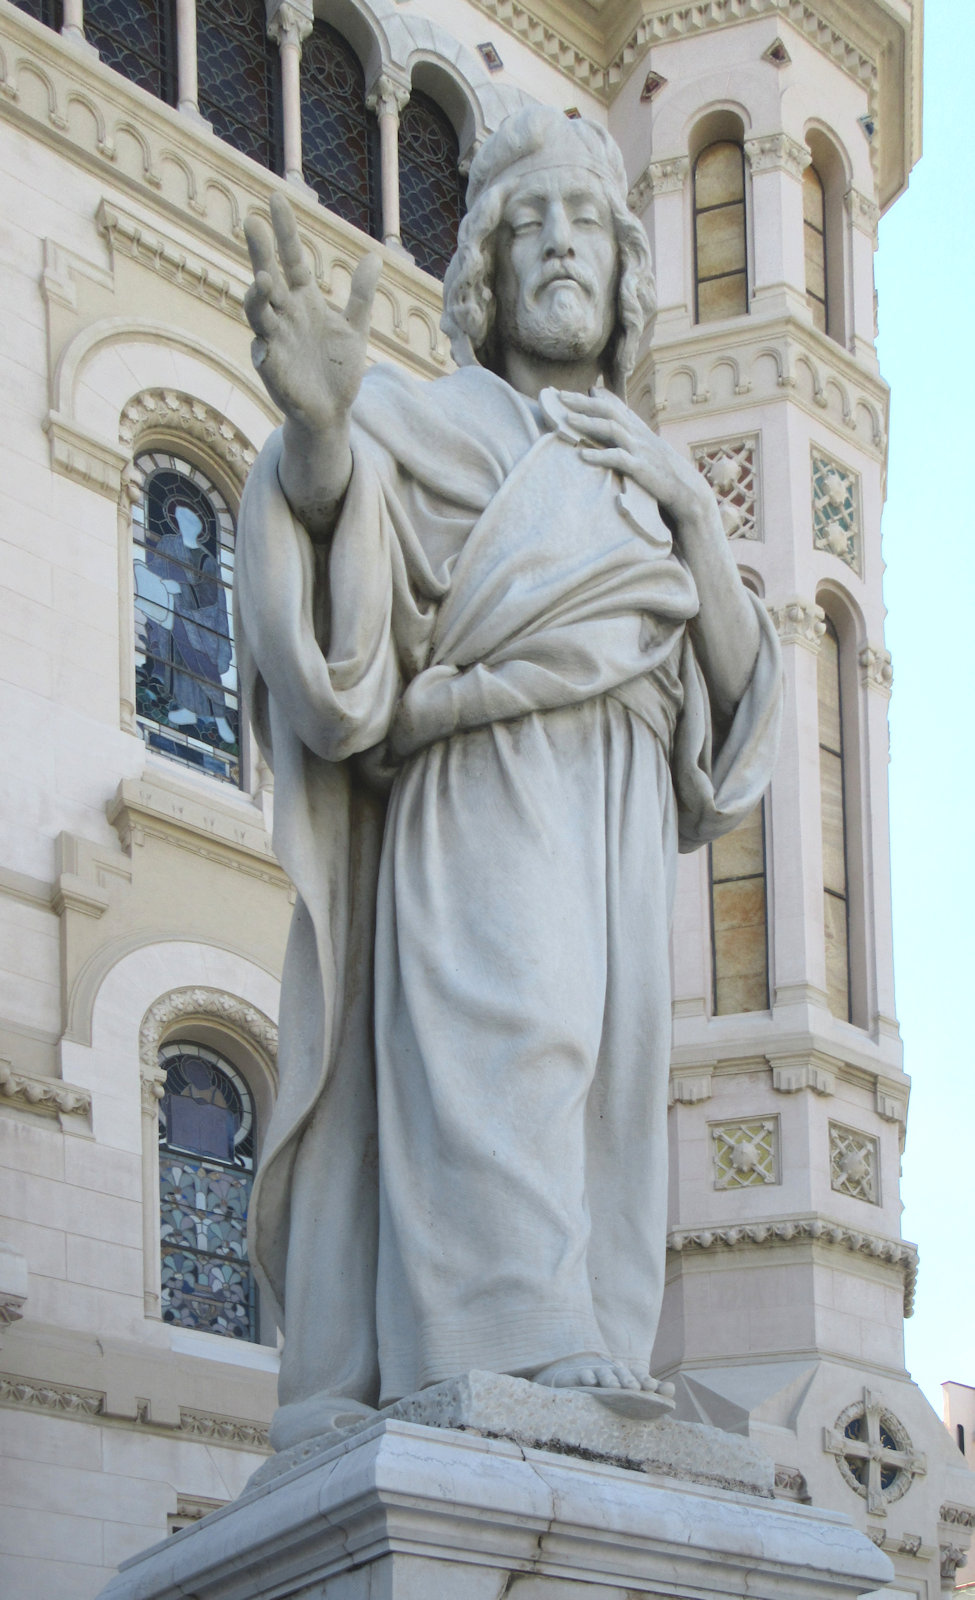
[243,193,381,536]
[244,192,380,433]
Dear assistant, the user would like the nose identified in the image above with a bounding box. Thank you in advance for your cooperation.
[541,200,573,258]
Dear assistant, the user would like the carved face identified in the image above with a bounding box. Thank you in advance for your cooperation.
[493,166,619,370]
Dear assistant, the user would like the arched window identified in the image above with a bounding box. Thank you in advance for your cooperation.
[196,0,280,172]
[300,20,381,237]
[131,450,240,786]
[399,90,466,279]
[83,0,177,103]
[803,164,828,333]
[818,618,851,1019]
[158,1040,258,1341]
[693,140,747,323]
[10,0,63,28]
[709,800,770,1014]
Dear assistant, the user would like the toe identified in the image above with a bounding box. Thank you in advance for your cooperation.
[593,1365,622,1389]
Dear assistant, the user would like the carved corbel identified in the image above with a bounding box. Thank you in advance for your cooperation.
[745,133,811,181]
[768,597,826,651]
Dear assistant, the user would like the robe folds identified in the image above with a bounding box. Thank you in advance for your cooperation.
[236,363,781,1410]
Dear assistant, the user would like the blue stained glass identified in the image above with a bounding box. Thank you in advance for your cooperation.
[398,91,465,279]
[132,451,240,786]
[158,1043,258,1341]
[300,21,381,238]
[10,0,63,29]
[83,0,177,103]
[196,0,280,172]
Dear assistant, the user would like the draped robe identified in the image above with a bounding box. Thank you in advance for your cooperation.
[236,363,781,1412]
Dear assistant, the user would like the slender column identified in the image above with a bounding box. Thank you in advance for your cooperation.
[268,2,312,185]
[367,74,410,249]
[175,0,199,117]
[60,0,89,50]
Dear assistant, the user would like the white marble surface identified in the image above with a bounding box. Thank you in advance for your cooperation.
[96,1417,892,1600]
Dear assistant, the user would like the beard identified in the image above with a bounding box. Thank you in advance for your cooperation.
[496,271,613,365]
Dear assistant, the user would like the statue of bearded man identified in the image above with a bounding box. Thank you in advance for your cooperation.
[237,106,781,1451]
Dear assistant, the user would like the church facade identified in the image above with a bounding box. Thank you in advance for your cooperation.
[0,0,971,1595]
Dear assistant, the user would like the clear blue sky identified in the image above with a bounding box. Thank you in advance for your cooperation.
[877,0,974,1415]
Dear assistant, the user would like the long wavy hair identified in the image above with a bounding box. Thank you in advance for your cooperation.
[442,108,656,396]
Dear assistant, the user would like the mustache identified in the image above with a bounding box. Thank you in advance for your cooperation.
[528,261,597,299]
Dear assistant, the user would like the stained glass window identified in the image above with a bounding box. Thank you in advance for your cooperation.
[84,0,177,104]
[301,21,381,237]
[10,0,63,28]
[399,90,465,279]
[693,141,748,323]
[131,451,240,786]
[158,1042,258,1342]
[196,0,281,172]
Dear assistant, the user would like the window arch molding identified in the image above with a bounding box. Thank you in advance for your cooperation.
[139,986,278,1335]
[814,581,868,1028]
[803,122,852,344]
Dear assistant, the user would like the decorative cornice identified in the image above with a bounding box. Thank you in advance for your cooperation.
[846,187,881,241]
[859,643,893,695]
[0,1373,271,1450]
[0,1060,92,1123]
[97,199,248,321]
[667,1217,918,1317]
[107,775,284,883]
[768,597,826,650]
[179,1407,271,1451]
[119,389,257,492]
[139,987,278,1101]
[628,156,688,213]
[941,1505,975,1531]
[466,0,877,104]
[745,133,812,180]
[0,1374,104,1417]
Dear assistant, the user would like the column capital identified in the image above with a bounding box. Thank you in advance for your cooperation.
[628,155,688,212]
[267,0,313,49]
[768,596,826,651]
[366,71,411,121]
[745,132,811,181]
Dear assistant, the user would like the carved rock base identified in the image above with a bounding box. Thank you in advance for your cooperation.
[96,1409,892,1600]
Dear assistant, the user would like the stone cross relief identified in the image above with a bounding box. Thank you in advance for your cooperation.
[824,1389,927,1516]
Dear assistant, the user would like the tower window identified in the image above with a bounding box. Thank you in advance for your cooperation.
[83,0,177,104]
[818,618,851,1020]
[131,450,240,786]
[803,164,828,333]
[693,140,748,323]
[300,20,381,238]
[710,800,770,1014]
[398,90,466,280]
[196,0,281,172]
[158,1041,258,1341]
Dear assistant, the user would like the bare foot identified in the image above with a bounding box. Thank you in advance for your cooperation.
[533,1354,642,1391]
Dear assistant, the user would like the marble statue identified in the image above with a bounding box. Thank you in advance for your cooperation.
[237,107,781,1451]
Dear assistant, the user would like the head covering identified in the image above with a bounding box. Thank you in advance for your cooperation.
[465,106,630,214]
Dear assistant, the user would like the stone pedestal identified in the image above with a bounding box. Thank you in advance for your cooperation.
[97,1374,892,1600]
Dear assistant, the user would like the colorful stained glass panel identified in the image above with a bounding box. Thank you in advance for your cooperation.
[132,451,240,785]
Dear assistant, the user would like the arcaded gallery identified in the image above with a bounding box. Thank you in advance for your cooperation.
[0,0,972,1597]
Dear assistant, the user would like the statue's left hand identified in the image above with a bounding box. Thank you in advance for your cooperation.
[559,390,710,529]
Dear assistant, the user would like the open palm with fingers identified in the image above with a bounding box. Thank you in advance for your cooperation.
[243,191,380,435]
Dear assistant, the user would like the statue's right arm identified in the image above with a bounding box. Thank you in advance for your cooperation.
[243,193,381,541]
